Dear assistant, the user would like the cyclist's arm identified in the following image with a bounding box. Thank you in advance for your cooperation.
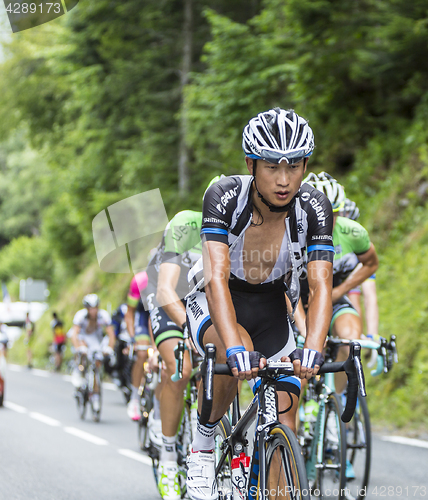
[203,240,242,349]
[157,262,186,328]
[105,324,116,349]
[332,243,379,303]
[305,259,333,362]
[362,278,379,338]
[124,304,136,338]
[71,324,82,349]
[293,298,307,338]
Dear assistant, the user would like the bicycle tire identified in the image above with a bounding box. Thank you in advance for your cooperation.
[316,393,347,499]
[138,381,154,451]
[214,415,233,500]
[75,387,87,420]
[265,424,310,500]
[346,392,371,500]
[90,367,102,423]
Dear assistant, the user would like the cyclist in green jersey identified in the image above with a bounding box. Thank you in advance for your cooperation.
[144,178,221,500]
[340,198,380,348]
[303,173,379,392]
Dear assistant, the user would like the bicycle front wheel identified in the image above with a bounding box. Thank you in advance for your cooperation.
[75,386,87,420]
[265,424,310,500]
[317,393,346,499]
[214,415,232,500]
[346,393,371,500]
[90,368,102,422]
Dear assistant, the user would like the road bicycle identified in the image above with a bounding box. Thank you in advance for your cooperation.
[333,336,397,500]
[139,340,200,495]
[74,348,108,422]
[298,335,397,500]
[200,342,366,500]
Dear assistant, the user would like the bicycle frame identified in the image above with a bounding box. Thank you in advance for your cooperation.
[304,372,336,484]
[215,371,296,500]
[203,342,366,500]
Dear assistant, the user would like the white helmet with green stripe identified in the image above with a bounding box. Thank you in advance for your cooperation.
[303,172,346,212]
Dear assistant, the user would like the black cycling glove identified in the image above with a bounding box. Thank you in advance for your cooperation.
[290,348,324,369]
[226,346,265,373]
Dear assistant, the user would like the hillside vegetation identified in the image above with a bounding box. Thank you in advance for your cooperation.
[2,0,428,429]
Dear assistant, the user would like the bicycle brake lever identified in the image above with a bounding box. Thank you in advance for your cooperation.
[351,342,366,397]
[390,334,398,364]
[379,337,388,373]
[199,343,216,426]
[171,340,185,382]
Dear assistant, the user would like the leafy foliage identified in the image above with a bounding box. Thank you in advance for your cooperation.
[1,0,428,426]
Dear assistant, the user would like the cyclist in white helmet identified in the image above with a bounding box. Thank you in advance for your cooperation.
[302,173,379,392]
[185,108,334,500]
[71,294,116,410]
[339,198,380,364]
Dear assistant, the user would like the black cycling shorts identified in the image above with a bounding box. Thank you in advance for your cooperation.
[145,285,183,347]
[187,275,300,397]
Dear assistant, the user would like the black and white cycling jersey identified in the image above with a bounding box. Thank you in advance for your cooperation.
[187,175,334,312]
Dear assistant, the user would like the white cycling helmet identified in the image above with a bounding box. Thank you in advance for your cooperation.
[242,108,314,164]
[303,172,346,212]
[82,293,100,308]
[339,198,360,221]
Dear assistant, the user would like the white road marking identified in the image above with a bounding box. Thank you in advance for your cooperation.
[3,401,28,413]
[64,427,109,446]
[118,449,152,465]
[8,364,23,372]
[29,412,61,427]
[31,369,50,378]
[103,382,118,391]
[381,435,428,449]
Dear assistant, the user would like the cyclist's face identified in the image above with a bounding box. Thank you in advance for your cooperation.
[87,307,98,319]
[246,157,307,207]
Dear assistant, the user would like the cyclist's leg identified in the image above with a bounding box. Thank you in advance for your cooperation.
[127,334,150,417]
[347,286,362,316]
[149,297,190,499]
[130,309,151,399]
[200,323,254,422]
[331,298,361,393]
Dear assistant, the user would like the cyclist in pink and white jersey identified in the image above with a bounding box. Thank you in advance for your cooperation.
[125,271,151,421]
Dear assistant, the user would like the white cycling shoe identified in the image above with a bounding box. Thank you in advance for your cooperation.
[91,394,101,412]
[71,367,84,388]
[148,411,163,447]
[186,450,217,500]
[127,398,141,421]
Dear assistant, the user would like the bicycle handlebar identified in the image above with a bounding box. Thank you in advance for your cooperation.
[199,341,366,425]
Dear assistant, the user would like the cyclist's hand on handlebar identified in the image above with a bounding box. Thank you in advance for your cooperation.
[285,348,324,380]
[226,346,266,381]
[77,345,88,355]
[103,345,114,357]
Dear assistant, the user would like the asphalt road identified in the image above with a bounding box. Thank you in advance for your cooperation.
[1,364,159,500]
[1,365,427,500]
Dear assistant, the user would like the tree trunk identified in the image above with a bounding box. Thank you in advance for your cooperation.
[178,0,192,196]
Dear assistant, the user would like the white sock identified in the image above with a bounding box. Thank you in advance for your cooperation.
[153,395,161,420]
[131,385,139,401]
[161,435,177,462]
[191,418,219,452]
